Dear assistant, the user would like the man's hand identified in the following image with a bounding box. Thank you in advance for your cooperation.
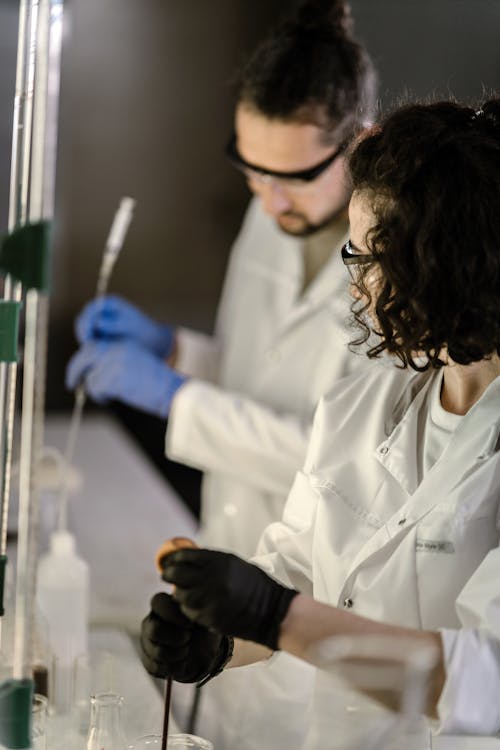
[161,548,298,651]
[140,593,232,684]
[65,340,186,418]
[76,295,175,358]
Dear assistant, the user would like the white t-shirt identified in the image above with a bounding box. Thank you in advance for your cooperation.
[419,369,463,481]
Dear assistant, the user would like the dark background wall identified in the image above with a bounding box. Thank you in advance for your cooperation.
[1,0,500,412]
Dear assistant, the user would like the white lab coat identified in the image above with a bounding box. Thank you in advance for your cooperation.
[166,197,371,557]
[165,198,373,748]
[252,366,500,747]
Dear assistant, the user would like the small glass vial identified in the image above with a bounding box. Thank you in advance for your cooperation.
[86,692,128,750]
[32,693,49,750]
[32,605,51,698]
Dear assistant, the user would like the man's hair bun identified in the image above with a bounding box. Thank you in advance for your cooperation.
[294,0,353,36]
[480,98,500,131]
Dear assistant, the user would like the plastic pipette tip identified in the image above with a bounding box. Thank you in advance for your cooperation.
[155,537,197,573]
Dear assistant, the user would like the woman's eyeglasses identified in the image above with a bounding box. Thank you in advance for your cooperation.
[341,240,376,281]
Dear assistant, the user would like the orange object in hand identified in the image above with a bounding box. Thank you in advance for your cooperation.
[155,536,197,573]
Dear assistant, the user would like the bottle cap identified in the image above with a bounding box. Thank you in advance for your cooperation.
[50,530,76,556]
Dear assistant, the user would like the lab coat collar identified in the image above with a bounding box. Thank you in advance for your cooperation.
[376,371,500,499]
[376,369,435,496]
[344,374,500,587]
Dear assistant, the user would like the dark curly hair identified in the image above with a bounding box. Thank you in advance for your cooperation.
[347,98,500,369]
[236,0,377,144]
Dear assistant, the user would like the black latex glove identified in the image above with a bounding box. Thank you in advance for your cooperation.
[161,548,299,651]
[140,592,233,684]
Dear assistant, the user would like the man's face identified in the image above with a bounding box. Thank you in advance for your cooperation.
[234,104,352,236]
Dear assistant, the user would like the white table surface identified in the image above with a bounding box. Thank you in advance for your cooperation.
[41,413,198,633]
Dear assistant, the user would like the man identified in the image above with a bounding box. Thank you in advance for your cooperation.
[67,1,377,746]
[67,0,376,556]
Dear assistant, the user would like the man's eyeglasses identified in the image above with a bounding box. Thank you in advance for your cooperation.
[341,240,376,281]
[225,134,347,190]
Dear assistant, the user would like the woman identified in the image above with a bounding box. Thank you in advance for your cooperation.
[141,99,500,744]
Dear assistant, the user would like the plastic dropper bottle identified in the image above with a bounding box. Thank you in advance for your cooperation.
[36,529,89,713]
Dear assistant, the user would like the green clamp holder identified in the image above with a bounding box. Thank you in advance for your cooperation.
[0,555,6,616]
[0,302,21,363]
[0,221,52,292]
[0,679,33,749]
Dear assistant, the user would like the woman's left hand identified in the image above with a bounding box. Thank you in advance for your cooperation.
[161,548,298,650]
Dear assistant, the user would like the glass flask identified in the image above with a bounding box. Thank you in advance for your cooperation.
[74,650,118,735]
[86,692,128,750]
[128,734,214,749]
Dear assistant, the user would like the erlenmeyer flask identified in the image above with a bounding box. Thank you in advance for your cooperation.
[86,692,128,750]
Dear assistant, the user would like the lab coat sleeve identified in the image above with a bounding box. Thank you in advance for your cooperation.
[249,402,326,593]
[165,379,311,496]
[436,540,500,735]
[174,327,221,383]
[250,470,317,595]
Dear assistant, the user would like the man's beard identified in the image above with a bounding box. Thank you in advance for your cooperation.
[276,204,348,237]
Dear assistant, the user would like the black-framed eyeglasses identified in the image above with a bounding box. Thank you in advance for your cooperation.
[225,133,347,189]
[341,240,376,281]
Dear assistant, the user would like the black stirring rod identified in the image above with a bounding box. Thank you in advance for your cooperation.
[157,538,197,750]
[161,676,173,750]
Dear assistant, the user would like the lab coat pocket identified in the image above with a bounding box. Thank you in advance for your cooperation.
[415,508,498,631]
[311,478,385,600]
[314,479,384,553]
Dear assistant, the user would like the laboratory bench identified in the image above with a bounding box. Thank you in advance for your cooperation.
[7,413,194,745]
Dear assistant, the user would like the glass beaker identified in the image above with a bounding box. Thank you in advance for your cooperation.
[128,733,214,749]
[305,634,438,750]
[32,693,48,750]
[86,692,128,750]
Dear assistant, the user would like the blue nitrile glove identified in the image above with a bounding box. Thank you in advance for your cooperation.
[76,295,175,358]
[65,340,187,418]
[161,548,299,651]
[140,593,233,684]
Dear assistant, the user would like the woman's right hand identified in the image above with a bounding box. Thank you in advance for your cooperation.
[140,593,231,684]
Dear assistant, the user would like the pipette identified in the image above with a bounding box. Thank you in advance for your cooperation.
[57,196,136,532]
[156,537,197,750]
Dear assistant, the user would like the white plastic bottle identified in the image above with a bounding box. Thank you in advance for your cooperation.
[36,529,89,713]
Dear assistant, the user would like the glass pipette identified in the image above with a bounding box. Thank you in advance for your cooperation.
[57,196,136,532]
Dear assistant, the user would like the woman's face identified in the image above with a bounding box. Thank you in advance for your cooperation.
[346,191,385,322]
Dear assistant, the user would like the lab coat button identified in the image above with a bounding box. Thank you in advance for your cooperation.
[380,445,389,455]
[398,518,406,526]
[343,597,354,609]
